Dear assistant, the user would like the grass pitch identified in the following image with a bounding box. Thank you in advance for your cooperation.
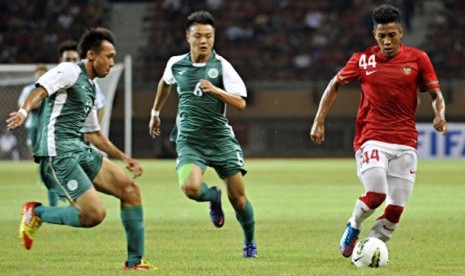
[1,159,464,275]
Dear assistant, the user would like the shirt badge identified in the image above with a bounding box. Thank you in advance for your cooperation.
[208,68,219,79]
[403,66,412,75]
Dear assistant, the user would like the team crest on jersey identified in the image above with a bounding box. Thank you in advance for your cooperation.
[403,66,412,75]
[208,68,219,78]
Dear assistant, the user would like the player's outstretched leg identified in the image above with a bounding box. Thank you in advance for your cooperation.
[209,186,224,228]
[339,222,360,258]
[19,202,43,250]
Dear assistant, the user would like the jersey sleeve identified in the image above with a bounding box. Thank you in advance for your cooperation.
[417,51,440,92]
[81,106,101,133]
[36,62,80,96]
[94,81,106,109]
[336,53,361,85]
[220,58,247,97]
[162,57,177,85]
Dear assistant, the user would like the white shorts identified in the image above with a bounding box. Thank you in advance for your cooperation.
[355,140,418,183]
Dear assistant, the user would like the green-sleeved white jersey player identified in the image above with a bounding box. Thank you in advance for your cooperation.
[149,10,257,258]
[6,27,156,271]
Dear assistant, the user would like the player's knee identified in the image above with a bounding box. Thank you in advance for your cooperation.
[379,204,404,223]
[121,181,141,204]
[182,183,201,200]
[81,207,106,227]
[360,191,386,209]
[229,195,247,211]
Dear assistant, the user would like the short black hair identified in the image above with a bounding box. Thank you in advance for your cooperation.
[78,27,115,59]
[57,40,78,56]
[372,4,401,26]
[186,10,215,31]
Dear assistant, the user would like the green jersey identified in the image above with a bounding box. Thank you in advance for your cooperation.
[34,61,99,157]
[163,51,247,146]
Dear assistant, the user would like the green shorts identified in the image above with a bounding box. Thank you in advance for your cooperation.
[175,139,247,179]
[37,147,103,201]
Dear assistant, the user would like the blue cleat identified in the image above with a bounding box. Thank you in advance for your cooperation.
[243,243,258,258]
[340,222,360,258]
[209,186,224,228]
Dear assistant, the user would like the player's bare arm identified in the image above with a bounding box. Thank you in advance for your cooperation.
[310,76,341,144]
[6,87,48,131]
[429,88,447,134]
[149,79,172,138]
[199,79,246,110]
[85,130,143,178]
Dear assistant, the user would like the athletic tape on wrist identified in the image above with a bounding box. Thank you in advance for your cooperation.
[18,108,28,118]
[151,109,160,117]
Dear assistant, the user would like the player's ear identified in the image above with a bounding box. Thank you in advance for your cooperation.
[87,50,96,62]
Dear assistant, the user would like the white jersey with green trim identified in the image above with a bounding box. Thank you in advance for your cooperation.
[162,51,246,145]
[33,61,100,157]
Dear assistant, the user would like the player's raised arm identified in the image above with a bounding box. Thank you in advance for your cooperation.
[6,87,48,131]
[310,75,341,144]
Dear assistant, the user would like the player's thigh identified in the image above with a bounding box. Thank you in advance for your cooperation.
[176,143,206,187]
[39,156,94,201]
[93,158,135,199]
[387,151,417,183]
[210,141,247,179]
[356,145,389,178]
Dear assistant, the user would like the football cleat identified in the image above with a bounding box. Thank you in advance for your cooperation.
[209,186,224,228]
[340,222,360,258]
[123,259,158,271]
[243,243,258,258]
[19,201,43,250]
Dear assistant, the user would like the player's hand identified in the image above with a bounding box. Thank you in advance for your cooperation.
[125,158,143,178]
[6,110,26,131]
[149,116,161,138]
[433,117,447,134]
[310,121,325,144]
[199,79,217,94]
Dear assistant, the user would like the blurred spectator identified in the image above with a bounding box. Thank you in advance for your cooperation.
[0,132,20,161]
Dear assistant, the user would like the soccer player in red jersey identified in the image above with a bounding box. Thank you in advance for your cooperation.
[310,4,447,258]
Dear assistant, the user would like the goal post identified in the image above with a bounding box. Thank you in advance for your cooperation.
[0,56,132,160]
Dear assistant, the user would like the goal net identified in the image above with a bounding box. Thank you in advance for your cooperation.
[0,61,129,160]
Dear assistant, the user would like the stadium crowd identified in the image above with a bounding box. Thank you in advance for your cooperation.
[1,0,463,82]
[145,0,431,82]
[0,0,106,63]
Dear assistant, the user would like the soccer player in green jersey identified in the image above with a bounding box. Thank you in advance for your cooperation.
[6,27,156,270]
[149,10,257,258]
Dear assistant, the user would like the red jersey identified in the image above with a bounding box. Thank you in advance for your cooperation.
[336,45,440,151]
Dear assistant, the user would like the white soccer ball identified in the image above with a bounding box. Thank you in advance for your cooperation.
[351,237,389,268]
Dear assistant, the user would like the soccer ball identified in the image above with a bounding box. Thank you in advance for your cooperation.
[351,237,389,268]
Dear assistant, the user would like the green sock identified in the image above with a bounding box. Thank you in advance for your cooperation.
[195,183,218,202]
[34,205,81,227]
[235,201,255,245]
[121,206,144,267]
[47,190,58,207]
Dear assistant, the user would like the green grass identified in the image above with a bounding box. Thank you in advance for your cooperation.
[1,159,465,275]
